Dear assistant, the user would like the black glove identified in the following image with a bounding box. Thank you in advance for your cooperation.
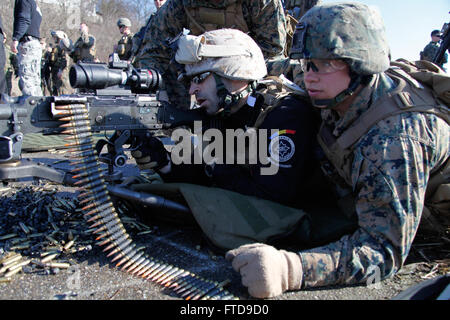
[131,137,170,171]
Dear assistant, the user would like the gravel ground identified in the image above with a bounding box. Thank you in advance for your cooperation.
[0,150,448,304]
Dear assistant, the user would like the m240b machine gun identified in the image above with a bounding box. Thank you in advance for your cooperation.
[0,60,205,184]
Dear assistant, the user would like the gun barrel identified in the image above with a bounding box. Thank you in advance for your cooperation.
[107,185,190,215]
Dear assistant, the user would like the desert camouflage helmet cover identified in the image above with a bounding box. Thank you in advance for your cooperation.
[290,2,391,75]
[175,28,267,81]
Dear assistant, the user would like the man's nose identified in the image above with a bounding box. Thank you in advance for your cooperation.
[189,83,199,95]
[303,70,319,83]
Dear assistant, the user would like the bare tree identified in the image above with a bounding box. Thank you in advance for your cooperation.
[1,0,156,62]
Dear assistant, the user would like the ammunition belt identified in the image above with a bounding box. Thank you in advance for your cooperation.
[57,102,237,300]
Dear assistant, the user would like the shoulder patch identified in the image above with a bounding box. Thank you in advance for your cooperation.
[269,130,296,164]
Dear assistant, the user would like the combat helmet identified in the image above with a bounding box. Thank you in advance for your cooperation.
[290,2,390,75]
[175,28,267,81]
[175,28,267,115]
[289,2,391,108]
[117,18,131,28]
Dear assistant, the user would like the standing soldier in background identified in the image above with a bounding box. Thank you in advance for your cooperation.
[135,0,288,110]
[49,30,72,95]
[70,23,96,64]
[4,44,20,96]
[40,38,52,96]
[11,0,43,96]
[0,15,6,94]
[421,29,448,70]
[268,0,321,80]
[115,18,133,61]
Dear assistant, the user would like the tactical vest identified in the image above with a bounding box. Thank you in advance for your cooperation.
[183,0,248,35]
[117,34,133,60]
[317,68,450,228]
[49,47,58,64]
[72,36,96,63]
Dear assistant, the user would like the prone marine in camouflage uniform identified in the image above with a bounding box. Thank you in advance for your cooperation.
[420,29,448,70]
[225,2,450,298]
[70,23,96,64]
[135,0,288,110]
[114,18,133,61]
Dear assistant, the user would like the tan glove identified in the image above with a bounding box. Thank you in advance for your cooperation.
[225,243,303,298]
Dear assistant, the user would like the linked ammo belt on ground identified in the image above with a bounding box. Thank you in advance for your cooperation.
[1,102,237,300]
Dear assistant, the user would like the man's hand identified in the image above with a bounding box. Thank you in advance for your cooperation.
[11,40,19,54]
[131,136,170,172]
[225,243,303,298]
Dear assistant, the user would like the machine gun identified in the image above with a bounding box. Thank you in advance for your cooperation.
[0,58,206,185]
[433,15,450,67]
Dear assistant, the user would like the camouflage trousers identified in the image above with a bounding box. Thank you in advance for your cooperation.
[18,39,43,96]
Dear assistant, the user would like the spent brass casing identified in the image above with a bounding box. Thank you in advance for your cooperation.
[45,262,71,269]
[41,253,59,263]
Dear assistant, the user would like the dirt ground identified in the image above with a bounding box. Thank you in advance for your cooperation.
[0,149,449,305]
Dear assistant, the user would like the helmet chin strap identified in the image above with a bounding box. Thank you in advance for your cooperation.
[312,74,363,109]
[213,74,256,118]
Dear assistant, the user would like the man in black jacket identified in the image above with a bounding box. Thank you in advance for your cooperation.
[11,0,42,96]
[132,29,319,209]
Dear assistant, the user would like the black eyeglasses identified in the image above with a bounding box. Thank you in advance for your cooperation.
[190,72,211,85]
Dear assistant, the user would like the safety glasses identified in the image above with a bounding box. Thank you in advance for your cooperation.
[190,72,212,84]
[300,59,347,74]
